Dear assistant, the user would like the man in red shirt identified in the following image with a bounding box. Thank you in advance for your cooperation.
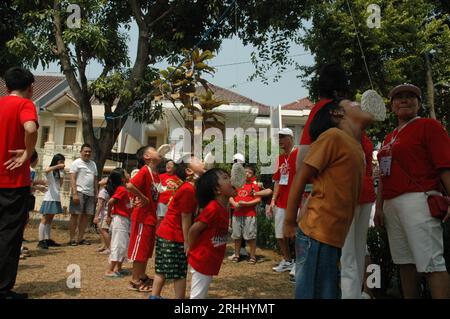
[0,67,38,299]
[270,128,298,273]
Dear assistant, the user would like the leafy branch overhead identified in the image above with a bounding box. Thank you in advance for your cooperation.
[152,48,228,133]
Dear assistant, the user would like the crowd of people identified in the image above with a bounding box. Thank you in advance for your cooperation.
[0,65,449,300]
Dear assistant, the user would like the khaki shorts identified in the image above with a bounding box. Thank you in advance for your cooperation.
[69,192,96,215]
[231,216,257,240]
[383,192,446,273]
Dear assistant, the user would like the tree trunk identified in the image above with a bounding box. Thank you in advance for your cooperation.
[425,53,436,119]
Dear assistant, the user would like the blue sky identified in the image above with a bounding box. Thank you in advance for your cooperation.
[35,22,314,107]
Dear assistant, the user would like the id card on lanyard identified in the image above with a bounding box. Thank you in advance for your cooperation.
[279,150,294,185]
[379,117,419,177]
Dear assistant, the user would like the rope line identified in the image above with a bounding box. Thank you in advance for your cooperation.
[345,0,374,89]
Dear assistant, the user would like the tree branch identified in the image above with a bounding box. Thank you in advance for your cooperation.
[146,7,173,28]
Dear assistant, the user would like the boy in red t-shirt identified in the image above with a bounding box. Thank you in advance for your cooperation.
[188,168,236,299]
[229,164,261,264]
[126,146,161,292]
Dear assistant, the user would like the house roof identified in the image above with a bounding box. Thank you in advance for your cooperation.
[196,84,271,117]
[1,73,271,117]
[0,74,66,101]
[281,97,314,111]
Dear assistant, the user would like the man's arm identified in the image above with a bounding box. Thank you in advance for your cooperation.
[4,121,38,170]
[269,181,280,215]
[94,176,98,197]
[439,169,450,222]
[285,162,317,239]
[254,188,272,197]
[295,145,310,174]
[70,172,79,204]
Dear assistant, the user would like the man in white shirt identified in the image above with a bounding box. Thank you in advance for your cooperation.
[68,144,98,246]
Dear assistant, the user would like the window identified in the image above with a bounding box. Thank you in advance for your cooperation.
[63,121,77,146]
[40,126,50,148]
[147,136,157,148]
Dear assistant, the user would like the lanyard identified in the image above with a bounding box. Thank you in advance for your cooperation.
[283,147,296,167]
[387,116,420,148]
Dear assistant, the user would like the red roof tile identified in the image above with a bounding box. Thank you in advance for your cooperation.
[281,97,314,111]
[0,74,66,101]
[196,84,271,116]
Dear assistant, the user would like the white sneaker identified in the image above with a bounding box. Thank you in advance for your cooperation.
[289,263,296,277]
[227,253,238,261]
[272,260,293,272]
[240,248,249,257]
[361,291,373,299]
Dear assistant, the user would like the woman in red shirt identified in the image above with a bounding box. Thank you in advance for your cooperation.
[375,84,450,299]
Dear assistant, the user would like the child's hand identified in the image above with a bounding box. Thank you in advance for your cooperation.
[93,216,99,225]
[106,216,112,226]
[56,163,65,170]
[136,196,149,207]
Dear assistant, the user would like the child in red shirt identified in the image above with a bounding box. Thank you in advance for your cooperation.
[150,155,205,299]
[229,164,261,264]
[126,146,161,292]
[105,168,131,277]
[156,160,183,226]
[187,168,236,299]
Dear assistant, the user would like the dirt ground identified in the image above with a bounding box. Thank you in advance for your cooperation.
[15,219,294,299]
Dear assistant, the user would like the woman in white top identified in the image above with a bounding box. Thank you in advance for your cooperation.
[37,154,65,249]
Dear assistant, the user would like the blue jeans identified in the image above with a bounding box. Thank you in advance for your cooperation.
[294,228,342,299]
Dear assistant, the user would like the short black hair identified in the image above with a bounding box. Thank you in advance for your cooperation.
[309,100,343,142]
[196,168,228,208]
[81,143,92,151]
[175,154,193,181]
[4,67,34,91]
[30,150,38,163]
[135,145,153,162]
[244,163,256,175]
[318,64,349,99]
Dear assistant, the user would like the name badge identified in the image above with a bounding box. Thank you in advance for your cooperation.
[379,156,392,177]
[279,173,289,185]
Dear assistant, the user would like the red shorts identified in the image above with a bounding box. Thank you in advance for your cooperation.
[128,222,156,263]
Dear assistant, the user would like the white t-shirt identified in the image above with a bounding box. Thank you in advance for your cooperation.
[97,188,110,220]
[43,171,62,202]
[69,158,98,196]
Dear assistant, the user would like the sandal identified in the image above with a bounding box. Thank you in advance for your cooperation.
[77,239,91,245]
[138,281,152,292]
[231,256,240,263]
[248,257,257,265]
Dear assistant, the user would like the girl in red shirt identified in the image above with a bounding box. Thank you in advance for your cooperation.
[105,168,131,278]
[150,155,205,299]
[187,168,236,299]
